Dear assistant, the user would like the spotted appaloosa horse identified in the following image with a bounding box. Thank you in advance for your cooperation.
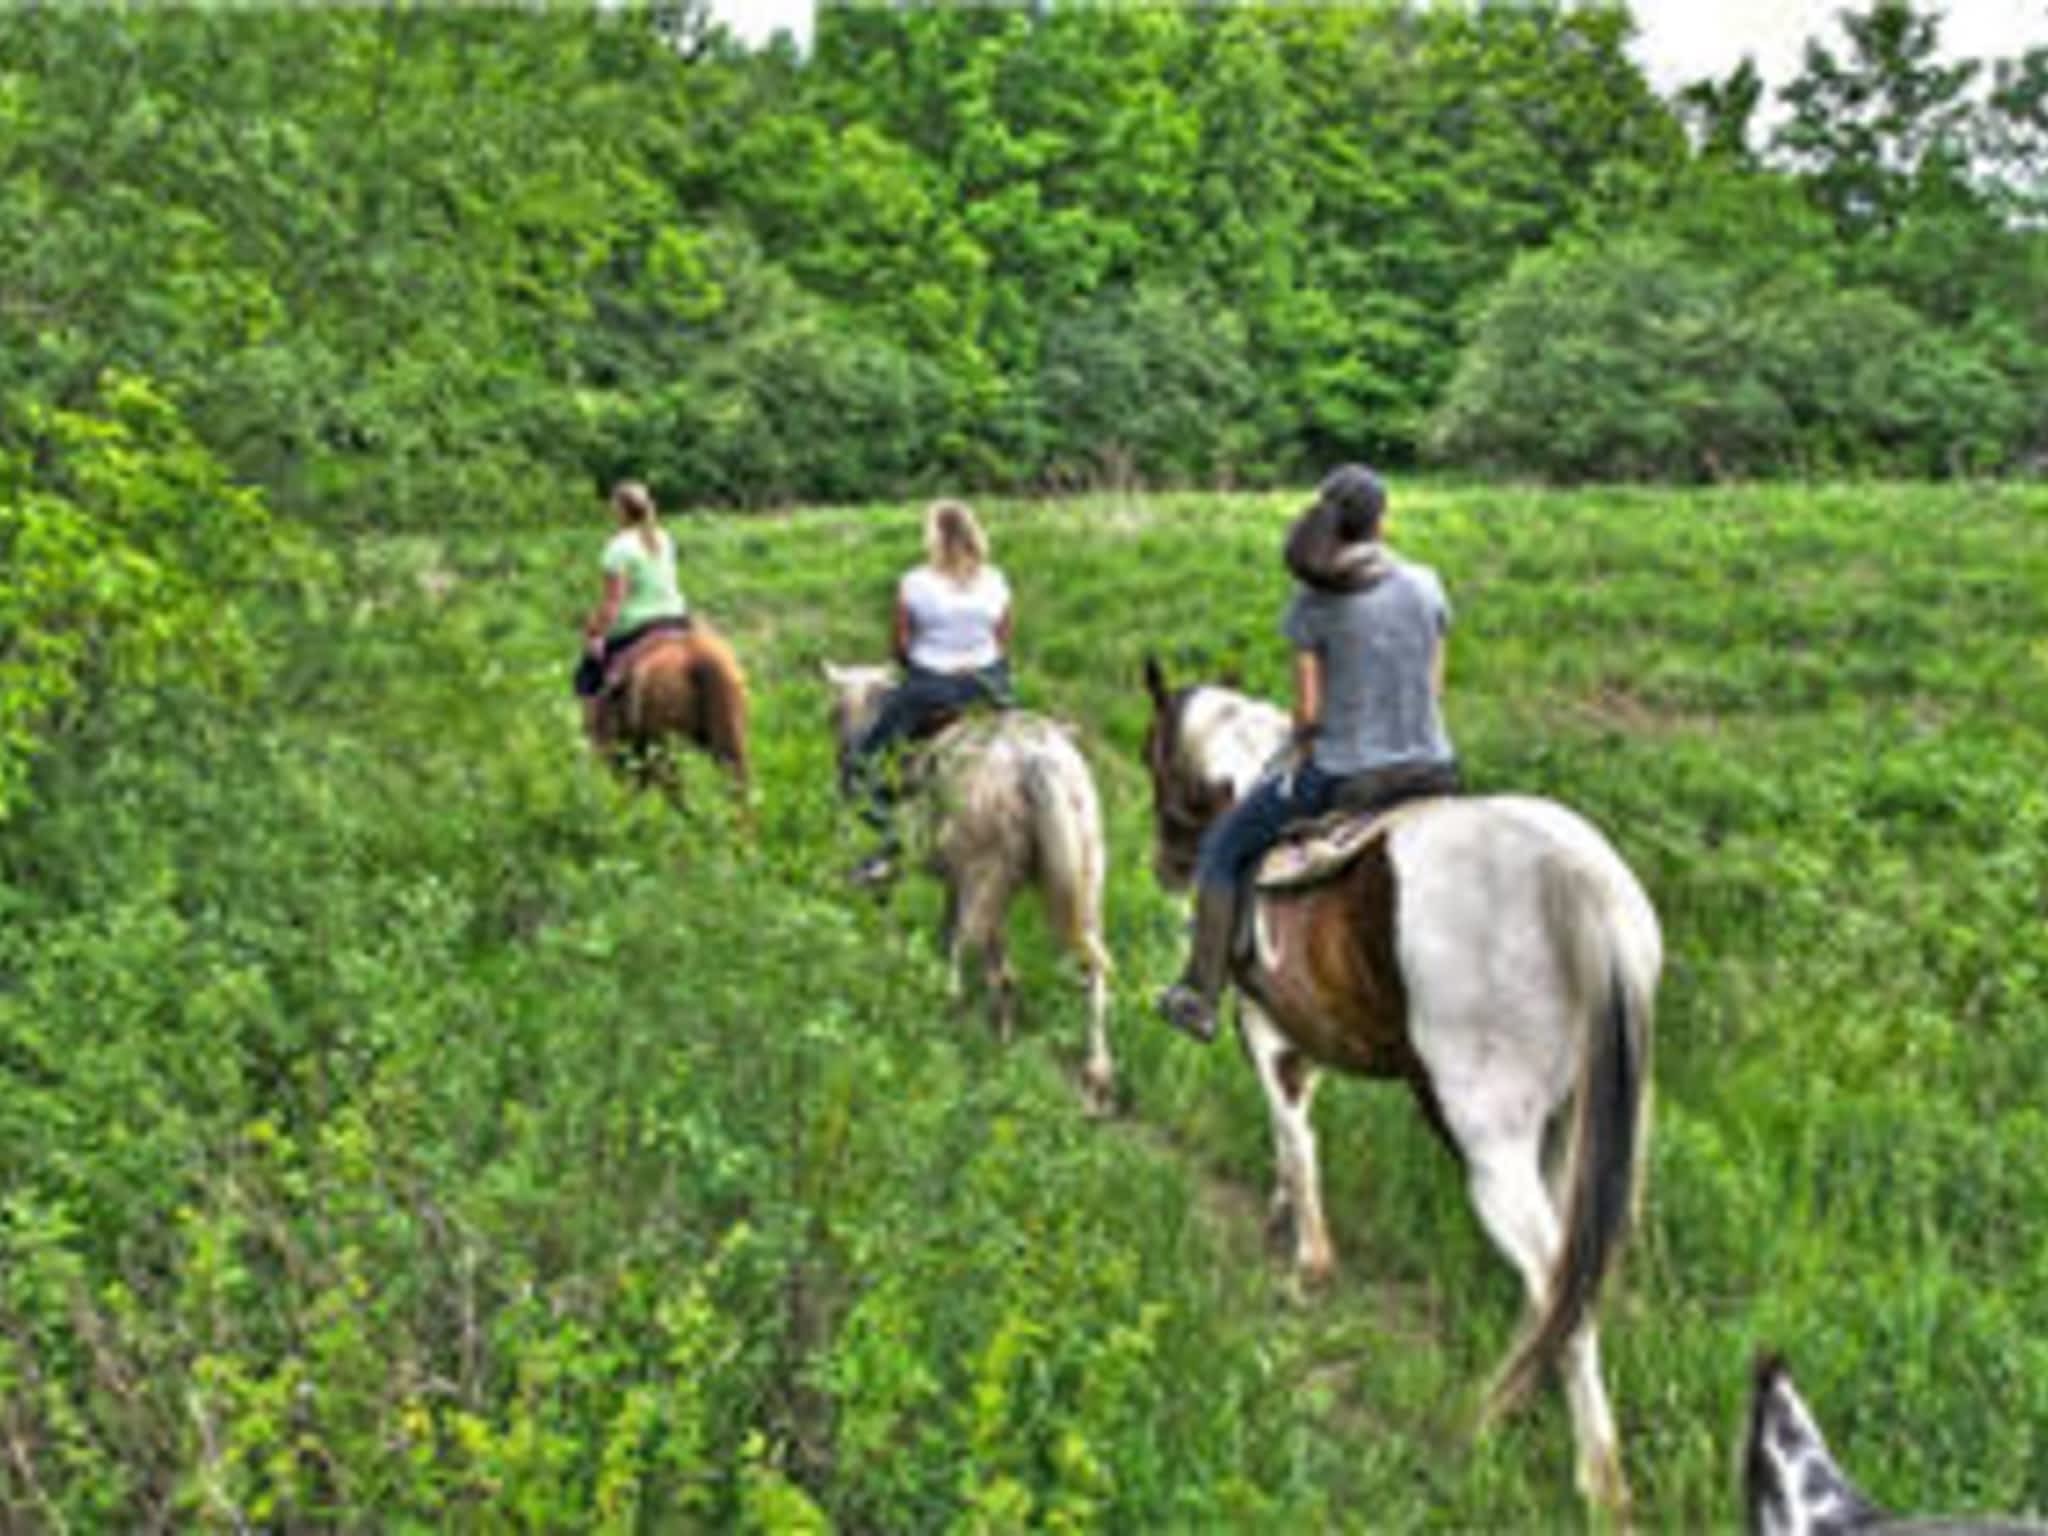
[1746,1354,2047,1536]
[594,623,750,792]
[825,663,1115,1111]
[1140,657,1662,1512]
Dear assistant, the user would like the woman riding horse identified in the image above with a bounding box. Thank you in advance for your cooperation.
[575,480,693,747]
[1158,464,1461,1042]
[842,499,1016,886]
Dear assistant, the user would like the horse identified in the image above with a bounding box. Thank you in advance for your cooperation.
[1746,1353,2046,1535]
[593,622,750,793]
[823,663,1115,1113]
[1139,657,1662,1512]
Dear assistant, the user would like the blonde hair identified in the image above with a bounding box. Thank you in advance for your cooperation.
[924,499,987,585]
[612,480,660,555]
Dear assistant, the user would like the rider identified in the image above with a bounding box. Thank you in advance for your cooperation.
[844,498,1016,885]
[576,480,691,744]
[1157,464,1461,1043]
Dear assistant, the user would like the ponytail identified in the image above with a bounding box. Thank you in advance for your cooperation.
[611,480,660,556]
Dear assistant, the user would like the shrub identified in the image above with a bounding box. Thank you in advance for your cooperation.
[0,372,310,818]
[1427,235,2024,481]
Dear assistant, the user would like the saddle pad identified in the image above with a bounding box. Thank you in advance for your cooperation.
[1254,803,1421,893]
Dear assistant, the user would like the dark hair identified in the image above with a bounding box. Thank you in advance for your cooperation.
[1318,463,1386,543]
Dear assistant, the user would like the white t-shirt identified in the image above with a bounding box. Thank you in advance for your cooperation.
[900,564,1011,673]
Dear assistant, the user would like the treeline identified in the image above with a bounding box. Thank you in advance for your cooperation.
[1,0,2043,529]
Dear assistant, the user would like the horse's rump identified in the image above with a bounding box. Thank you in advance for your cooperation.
[919,713,1088,868]
[606,623,749,781]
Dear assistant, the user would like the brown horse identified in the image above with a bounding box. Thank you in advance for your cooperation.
[593,623,750,792]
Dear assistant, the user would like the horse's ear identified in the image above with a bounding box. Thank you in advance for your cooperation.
[1219,664,1243,690]
[820,661,846,687]
[1143,654,1169,709]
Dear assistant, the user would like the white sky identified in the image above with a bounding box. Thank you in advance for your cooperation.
[706,1,2048,96]
[1625,0,2046,97]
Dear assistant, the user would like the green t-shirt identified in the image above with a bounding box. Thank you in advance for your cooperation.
[603,528,688,637]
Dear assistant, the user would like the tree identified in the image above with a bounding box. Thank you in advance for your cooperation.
[1676,56,1765,166]
[1773,0,1979,239]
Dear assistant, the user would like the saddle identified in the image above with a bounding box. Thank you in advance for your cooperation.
[1254,807,1401,892]
[1253,761,1461,893]
[905,704,968,746]
[602,621,693,695]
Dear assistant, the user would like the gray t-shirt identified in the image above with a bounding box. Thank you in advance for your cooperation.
[1281,556,1454,776]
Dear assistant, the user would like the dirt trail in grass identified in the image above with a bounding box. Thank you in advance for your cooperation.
[1063,1056,1453,1446]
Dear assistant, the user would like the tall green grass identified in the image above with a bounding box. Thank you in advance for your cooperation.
[2,482,2043,1527]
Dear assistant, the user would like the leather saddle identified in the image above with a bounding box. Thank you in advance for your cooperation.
[1256,807,1404,893]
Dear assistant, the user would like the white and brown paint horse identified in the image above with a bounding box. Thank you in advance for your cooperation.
[825,664,1115,1111]
[1746,1354,2047,1536]
[1141,657,1662,1511]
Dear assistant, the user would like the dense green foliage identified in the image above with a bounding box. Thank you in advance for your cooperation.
[1441,4,2048,481]
[3,1,2046,1523]
[4,483,2045,1526]
[0,374,311,819]
[1,1,2039,525]
[1429,232,2025,481]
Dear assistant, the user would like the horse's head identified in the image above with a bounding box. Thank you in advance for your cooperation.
[1744,1354,1886,1536]
[1141,656,1247,891]
[822,660,898,776]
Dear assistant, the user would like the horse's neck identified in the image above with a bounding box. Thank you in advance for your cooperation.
[1183,687,1290,797]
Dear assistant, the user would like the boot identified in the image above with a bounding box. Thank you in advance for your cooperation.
[1156,880,1240,1044]
[846,841,899,891]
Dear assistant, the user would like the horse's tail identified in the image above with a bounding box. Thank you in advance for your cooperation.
[685,627,750,787]
[1486,851,1657,1419]
[1021,740,1113,980]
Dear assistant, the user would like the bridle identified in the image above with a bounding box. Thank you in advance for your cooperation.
[1145,691,1230,875]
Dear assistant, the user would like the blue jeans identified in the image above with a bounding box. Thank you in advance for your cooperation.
[1194,760,1341,890]
[846,661,1014,841]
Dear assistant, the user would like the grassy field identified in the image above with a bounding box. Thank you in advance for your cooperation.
[3,481,2045,1529]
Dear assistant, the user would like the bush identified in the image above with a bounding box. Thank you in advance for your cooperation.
[1035,283,1266,489]
[0,372,310,819]
[1427,235,2025,481]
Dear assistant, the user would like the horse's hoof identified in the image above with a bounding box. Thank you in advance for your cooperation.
[1279,1262,1334,1309]
[1576,1446,1631,1526]
[1296,1250,1337,1292]
[1263,1201,1296,1257]
[1079,1065,1116,1118]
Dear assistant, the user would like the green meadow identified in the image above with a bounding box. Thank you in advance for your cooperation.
[3,482,2046,1529]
